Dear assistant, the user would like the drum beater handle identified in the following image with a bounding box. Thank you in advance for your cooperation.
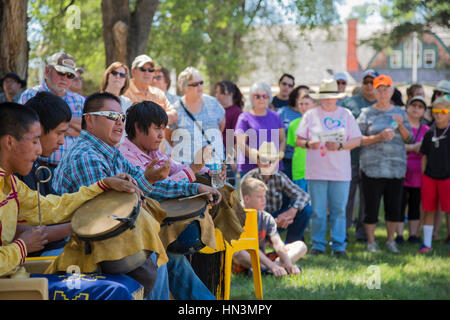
[35,166,52,227]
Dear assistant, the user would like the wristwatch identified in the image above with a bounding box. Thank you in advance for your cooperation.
[338,143,344,151]
[305,139,310,149]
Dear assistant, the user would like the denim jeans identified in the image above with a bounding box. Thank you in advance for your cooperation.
[271,203,313,243]
[147,253,170,300]
[293,179,308,193]
[166,252,216,300]
[307,180,350,252]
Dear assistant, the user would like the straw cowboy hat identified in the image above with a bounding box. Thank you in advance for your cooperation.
[311,78,347,100]
[257,141,284,162]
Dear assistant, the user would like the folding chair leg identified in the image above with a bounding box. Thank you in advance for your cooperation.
[223,244,234,300]
[247,248,263,300]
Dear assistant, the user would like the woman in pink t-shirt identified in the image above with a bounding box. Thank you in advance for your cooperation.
[295,79,362,255]
[396,96,429,244]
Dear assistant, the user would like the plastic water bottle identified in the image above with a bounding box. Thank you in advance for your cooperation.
[207,158,224,189]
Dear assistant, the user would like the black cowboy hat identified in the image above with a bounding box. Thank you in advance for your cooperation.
[0,73,27,88]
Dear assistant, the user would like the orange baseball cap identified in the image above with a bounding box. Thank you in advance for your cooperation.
[373,75,393,88]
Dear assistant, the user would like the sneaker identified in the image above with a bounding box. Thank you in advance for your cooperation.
[418,244,433,254]
[332,251,348,258]
[407,235,421,244]
[309,249,324,256]
[366,242,379,252]
[395,235,404,245]
[386,241,400,253]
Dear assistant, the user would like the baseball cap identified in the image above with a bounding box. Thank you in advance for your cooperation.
[334,72,348,82]
[435,80,450,94]
[47,52,77,76]
[362,69,380,80]
[373,75,393,89]
[408,95,427,107]
[131,55,154,70]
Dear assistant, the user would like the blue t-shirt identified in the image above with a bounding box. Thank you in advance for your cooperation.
[278,106,302,159]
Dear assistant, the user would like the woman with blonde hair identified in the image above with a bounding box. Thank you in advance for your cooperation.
[100,61,133,113]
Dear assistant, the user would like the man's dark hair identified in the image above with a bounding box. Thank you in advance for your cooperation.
[279,73,295,84]
[125,101,168,140]
[0,102,40,140]
[82,92,121,129]
[24,92,72,134]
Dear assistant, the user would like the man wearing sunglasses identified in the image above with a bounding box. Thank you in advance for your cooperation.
[124,54,177,125]
[340,69,379,242]
[20,51,85,168]
[271,73,295,110]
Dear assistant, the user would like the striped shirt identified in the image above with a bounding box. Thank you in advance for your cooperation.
[20,81,85,165]
[52,130,199,201]
[241,169,310,214]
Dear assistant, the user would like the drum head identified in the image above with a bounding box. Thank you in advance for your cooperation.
[71,190,138,238]
[160,197,206,219]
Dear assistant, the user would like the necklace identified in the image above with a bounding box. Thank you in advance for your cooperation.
[432,123,450,148]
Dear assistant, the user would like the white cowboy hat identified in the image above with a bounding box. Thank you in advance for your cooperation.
[311,79,347,100]
[257,141,284,162]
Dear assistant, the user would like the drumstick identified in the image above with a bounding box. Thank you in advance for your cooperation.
[35,166,52,227]
[177,192,211,201]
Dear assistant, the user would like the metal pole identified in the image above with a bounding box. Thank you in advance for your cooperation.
[412,32,418,83]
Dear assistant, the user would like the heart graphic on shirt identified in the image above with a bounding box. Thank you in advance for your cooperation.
[324,117,342,130]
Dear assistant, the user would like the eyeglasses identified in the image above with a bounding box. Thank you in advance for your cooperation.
[110,70,127,78]
[187,81,204,87]
[84,111,126,122]
[363,79,373,85]
[55,70,75,79]
[138,67,155,73]
[337,81,347,85]
[432,109,449,114]
[253,94,270,100]
[280,81,294,88]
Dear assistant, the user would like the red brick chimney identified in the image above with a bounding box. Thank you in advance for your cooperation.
[347,19,359,72]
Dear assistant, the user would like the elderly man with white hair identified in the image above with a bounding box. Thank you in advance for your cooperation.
[20,51,85,167]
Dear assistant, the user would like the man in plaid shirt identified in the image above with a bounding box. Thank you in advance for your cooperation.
[20,52,84,167]
[241,142,312,243]
[52,92,220,301]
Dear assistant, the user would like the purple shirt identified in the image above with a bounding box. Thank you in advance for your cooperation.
[405,125,429,188]
[235,109,285,173]
[223,104,243,148]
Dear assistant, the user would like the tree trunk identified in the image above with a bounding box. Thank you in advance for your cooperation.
[0,0,29,80]
[101,0,159,69]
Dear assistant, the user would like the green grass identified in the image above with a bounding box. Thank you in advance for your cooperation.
[229,219,450,300]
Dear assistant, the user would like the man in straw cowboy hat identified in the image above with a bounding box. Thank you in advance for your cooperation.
[241,141,312,245]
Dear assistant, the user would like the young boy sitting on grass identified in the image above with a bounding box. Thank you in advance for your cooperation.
[419,96,450,253]
[233,177,307,277]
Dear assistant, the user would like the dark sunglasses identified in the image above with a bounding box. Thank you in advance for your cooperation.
[139,67,155,73]
[111,70,127,78]
[83,111,126,122]
[363,79,373,85]
[281,81,294,88]
[187,81,204,87]
[253,94,270,100]
[56,71,75,79]
[337,80,347,85]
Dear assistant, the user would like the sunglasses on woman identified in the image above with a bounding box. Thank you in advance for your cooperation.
[56,71,75,79]
[253,94,270,100]
[110,70,127,78]
[187,81,204,87]
[84,111,126,122]
[432,109,449,114]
